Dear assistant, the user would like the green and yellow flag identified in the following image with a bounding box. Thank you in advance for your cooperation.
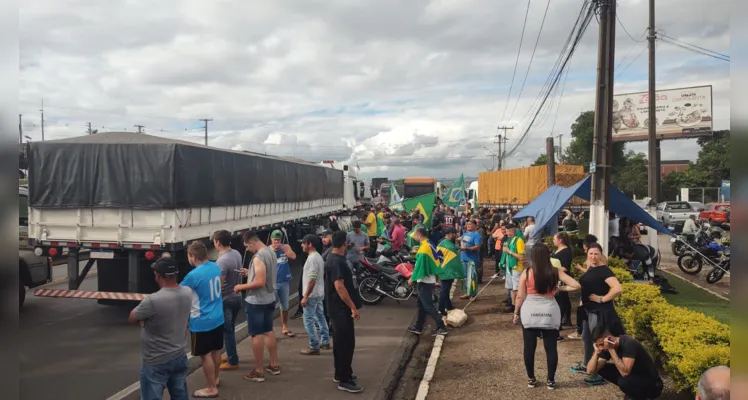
[436,238,466,280]
[402,192,436,225]
[376,215,387,237]
[410,239,443,282]
[443,174,465,209]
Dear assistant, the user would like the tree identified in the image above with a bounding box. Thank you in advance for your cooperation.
[563,111,626,174]
[660,130,730,200]
[531,154,549,166]
[613,151,648,198]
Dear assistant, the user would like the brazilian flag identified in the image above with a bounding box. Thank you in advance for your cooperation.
[407,223,425,249]
[376,215,387,237]
[410,239,443,282]
[402,192,436,225]
[442,174,465,209]
[436,238,466,280]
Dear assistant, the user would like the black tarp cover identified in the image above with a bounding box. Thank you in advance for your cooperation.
[29,132,344,209]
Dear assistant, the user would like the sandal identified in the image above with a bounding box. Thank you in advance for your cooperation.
[192,389,219,398]
[282,330,296,337]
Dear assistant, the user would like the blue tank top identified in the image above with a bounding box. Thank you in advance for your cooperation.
[275,248,292,284]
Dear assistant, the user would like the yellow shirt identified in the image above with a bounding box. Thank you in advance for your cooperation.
[515,237,526,272]
[377,212,384,221]
[365,212,377,236]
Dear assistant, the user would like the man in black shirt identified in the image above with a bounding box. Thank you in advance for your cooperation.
[587,325,663,400]
[325,231,363,393]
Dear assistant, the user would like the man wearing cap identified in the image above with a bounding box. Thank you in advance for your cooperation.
[346,221,369,282]
[299,234,331,355]
[364,206,378,257]
[270,229,297,338]
[129,257,192,400]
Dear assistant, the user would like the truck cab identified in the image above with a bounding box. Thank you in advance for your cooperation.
[19,185,52,308]
[467,181,479,210]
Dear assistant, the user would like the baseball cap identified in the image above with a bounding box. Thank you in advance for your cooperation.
[270,230,283,239]
[319,229,334,236]
[444,226,457,235]
[151,257,179,276]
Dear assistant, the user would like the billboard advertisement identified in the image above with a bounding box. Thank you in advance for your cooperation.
[611,85,713,142]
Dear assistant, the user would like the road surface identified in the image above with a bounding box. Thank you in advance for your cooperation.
[19,258,304,400]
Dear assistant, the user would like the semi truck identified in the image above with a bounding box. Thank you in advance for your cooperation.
[27,132,359,305]
[19,185,53,308]
[402,177,446,199]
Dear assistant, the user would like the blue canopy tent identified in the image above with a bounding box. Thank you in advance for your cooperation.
[514,176,673,241]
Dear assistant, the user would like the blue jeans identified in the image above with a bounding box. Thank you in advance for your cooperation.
[223,296,242,365]
[414,282,446,331]
[302,296,330,350]
[276,281,290,311]
[140,355,189,400]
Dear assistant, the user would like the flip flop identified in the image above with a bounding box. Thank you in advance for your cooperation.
[282,330,296,337]
[192,389,218,398]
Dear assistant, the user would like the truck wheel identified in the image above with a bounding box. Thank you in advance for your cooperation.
[19,280,25,309]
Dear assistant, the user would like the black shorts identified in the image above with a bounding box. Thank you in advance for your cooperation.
[191,324,224,356]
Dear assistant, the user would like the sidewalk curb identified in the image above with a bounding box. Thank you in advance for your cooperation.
[659,269,729,301]
[414,334,445,400]
[374,312,420,400]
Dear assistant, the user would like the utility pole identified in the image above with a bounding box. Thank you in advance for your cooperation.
[87,122,93,135]
[134,125,145,133]
[40,99,45,141]
[546,137,556,186]
[647,0,660,203]
[589,0,616,254]
[19,114,23,144]
[496,126,513,170]
[199,118,213,146]
[496,135,502,171]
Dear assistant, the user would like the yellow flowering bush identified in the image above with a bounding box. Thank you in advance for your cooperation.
[614,281,731,394]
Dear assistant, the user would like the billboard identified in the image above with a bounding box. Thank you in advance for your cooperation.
[611,85,713,142]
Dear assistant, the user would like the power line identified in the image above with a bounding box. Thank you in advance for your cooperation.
[500,0,533,123]
[616,15,643,42]
[657,36,729,62]
[658,32,729,59]
[550,62,571,136]
[506,0,552,123]
[615,44,648,79]
[615,28,647,71]
[505,0,595,159]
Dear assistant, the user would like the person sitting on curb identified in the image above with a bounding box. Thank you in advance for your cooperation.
[586,325,663,400]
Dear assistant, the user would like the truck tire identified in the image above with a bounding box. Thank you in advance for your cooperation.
[19,279,25,309]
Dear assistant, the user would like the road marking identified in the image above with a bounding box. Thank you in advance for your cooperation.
[106,292,299,400]
[415,335,445,400]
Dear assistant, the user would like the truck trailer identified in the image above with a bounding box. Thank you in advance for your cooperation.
[475,165,588,208]
[27,132,358,304]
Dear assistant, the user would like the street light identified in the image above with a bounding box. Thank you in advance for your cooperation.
[24,135,32,142]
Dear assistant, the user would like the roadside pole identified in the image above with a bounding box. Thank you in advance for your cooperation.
[646,0,660,253]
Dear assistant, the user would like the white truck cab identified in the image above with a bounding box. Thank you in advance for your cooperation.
[467,181,479,210]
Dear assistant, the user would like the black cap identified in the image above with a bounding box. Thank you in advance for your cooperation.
[151,258,179,276]
[444,226,457,235]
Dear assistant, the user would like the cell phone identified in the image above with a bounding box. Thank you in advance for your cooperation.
[605,338,615,345]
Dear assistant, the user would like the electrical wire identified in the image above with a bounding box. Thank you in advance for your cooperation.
[550,62,571,135]
[499,0,533,123]
[616,15,644,43]
[658,32,729,59]
[614,44,647,80]
[504,0,595,159]
[615,28,647,71]
[657,36,729,62]
[505,0,552,123]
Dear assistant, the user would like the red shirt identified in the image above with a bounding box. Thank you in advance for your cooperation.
[391,225,407,251]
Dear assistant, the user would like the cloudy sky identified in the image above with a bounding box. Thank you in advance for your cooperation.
[19,0,729,180]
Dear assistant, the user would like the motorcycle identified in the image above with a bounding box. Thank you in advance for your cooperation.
[357,257,416,306]
[677,240,729,276]
[671,223,721,257]
[706,252,730,284]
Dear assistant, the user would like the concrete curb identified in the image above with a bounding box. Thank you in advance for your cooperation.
[414,334,445,400]
[659,269,729,301]
[374,311,420,400]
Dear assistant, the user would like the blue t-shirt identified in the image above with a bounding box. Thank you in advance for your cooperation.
[460,230,482,263]
[180,261,224,332]
[275,249,292,284]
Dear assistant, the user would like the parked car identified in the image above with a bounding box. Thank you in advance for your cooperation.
[688,201,706,212]
[699,203,730,224]
[656,201,699,225]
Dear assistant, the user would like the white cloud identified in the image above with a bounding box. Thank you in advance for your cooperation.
[20,0,730,181]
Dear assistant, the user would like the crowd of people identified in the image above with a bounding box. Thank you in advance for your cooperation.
[128,201,730,400]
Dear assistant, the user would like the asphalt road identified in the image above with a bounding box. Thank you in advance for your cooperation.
[19,258,305,400]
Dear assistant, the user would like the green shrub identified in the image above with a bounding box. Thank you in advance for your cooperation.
[614,281,731,394]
